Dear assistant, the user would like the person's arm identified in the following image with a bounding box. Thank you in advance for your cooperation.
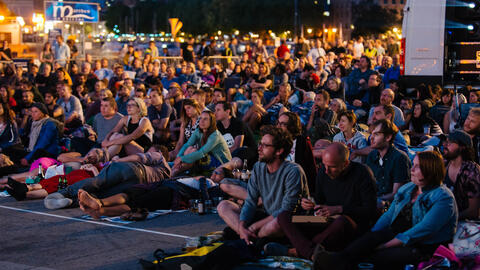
[264,95,280,110]
[351,146,373,160]
[380,183,403,202]
[0,51,11,61]
[372,187,404,232]
[230,135,244,153]
[251,79,272,89]
[52,106,63,119]
[377,238,403,249]
[57,152,83,163]
[396,193,456,246]
[108,118,153,146]
[248,215,274,234]
[272,166,305,218]
[102,117,126,145]
[113,154,141,163]
[153,118,169,130]
[180,131,222,163]
[177,128,199,158]
[306,105,318,131]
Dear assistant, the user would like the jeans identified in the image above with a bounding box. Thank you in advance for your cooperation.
[60,162,144,203]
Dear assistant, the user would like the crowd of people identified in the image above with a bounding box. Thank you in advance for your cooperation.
[0,33,479,269]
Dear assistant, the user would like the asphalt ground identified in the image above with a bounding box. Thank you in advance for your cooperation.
[0,196,227,270]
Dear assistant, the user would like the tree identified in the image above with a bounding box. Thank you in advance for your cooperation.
[352,0,401,37]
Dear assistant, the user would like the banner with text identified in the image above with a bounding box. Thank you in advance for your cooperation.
[45,1,99,22]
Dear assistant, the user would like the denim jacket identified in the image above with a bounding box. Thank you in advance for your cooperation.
[372,182,458,246]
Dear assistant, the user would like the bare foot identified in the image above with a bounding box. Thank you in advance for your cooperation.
[84,208,102,220]
[78,190,102,211]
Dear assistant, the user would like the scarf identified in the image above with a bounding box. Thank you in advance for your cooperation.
[28,117,48,152]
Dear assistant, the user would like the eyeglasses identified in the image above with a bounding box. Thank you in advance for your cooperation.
[371,131,385,137]
[258,142,275,148]
[277,121,289,127]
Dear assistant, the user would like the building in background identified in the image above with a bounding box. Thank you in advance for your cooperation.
[377,0,406,17]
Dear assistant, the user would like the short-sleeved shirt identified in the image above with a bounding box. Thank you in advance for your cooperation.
[135,151,171,183]
[366,145,411,197]
[444,161,480,213]
[147,103,173,123]
[217,117,256,149]
[93,112,123,143]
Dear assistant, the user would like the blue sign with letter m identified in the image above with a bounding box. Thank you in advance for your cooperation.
[45,1,99,23]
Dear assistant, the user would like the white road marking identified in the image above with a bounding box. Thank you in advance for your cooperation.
[0,205,190,239]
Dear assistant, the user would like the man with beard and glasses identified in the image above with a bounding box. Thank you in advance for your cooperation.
[463,107,480,164]
[443,130,480,220]
[217,125,308,243]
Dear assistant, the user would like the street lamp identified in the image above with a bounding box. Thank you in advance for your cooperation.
[332,28,337,33]
[307,28,313,34]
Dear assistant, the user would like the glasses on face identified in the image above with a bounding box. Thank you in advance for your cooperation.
[277,121,288,127]
[258,142,275,148]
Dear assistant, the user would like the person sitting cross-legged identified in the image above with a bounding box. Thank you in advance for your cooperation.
[217,125,309,243]
[265,142,377,259]
[314,151,458,270]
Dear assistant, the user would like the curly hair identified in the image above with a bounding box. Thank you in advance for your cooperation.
[260,125,293,160]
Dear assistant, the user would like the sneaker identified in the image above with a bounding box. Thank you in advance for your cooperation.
[263,242,289,256]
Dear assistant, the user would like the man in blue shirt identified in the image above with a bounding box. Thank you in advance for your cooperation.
[366,119,411,207]
[54,35,70,67]
[351,104,408,161]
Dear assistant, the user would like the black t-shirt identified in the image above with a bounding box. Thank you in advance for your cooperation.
[217,117,256,149]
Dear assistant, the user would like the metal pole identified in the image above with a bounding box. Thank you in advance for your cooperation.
[82,23,85,58]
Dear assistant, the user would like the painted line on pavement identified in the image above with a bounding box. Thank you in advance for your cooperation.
[0,205,190,239]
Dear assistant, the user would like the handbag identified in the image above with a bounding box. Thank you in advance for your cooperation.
[452,220,480,259]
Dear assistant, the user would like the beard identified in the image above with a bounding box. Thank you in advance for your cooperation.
[259,154,275,164]
[444,147,461,160]
[465,125,480,136]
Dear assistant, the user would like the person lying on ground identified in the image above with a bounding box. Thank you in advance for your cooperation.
[77,176,227,220]
[5,164,99,201]
[44,144,170,209]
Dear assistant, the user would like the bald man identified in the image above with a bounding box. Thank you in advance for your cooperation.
[368,89,405,127]
[272,142,377,259]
